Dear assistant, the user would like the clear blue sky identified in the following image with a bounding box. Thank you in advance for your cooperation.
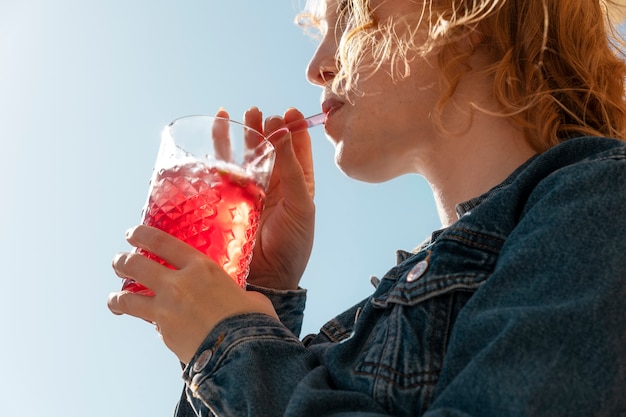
[0,1,440,415]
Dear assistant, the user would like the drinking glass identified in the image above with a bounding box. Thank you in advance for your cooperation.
[121,115,275,295]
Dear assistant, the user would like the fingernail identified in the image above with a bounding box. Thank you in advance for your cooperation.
[216,107,229,118]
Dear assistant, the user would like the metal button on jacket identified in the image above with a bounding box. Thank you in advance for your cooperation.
[193,349,213,373]
[406,260,429,282]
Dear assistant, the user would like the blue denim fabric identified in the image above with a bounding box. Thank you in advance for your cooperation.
[175,136,626,417]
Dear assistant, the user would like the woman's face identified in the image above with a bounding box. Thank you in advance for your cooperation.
[306,0,445,182]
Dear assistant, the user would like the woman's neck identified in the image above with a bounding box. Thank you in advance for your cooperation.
[422,55,537,227]
[426,115,536,227]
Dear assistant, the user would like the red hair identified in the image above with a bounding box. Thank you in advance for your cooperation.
[481,0,626,150]
[299,0,626,150]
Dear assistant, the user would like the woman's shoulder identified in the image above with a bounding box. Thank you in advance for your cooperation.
[508,136,626,202]
[540,135,626,166]
[526,136,626,194]
[455,136,625,237]
[514,136,626,229]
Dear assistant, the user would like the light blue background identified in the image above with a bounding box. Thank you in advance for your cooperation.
[0,1,440,415]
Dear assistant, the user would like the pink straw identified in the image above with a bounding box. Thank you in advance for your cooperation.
[268,113,325,139]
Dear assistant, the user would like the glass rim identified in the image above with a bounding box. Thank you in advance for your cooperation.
[167,114,269,143]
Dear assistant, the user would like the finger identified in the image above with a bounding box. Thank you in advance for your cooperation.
[112,251,169,294]
[284,108,315,197]
[264,114,287,143]
[265,116,315,209]
[107,290,157,323]
[243,106,263,132]
[125,225,205,270]
[243,107,264,150]
[213,108,232,162]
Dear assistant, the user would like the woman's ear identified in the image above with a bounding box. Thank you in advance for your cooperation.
[461,24,485,51]
[469,27,485,47]
[448,23,486,53]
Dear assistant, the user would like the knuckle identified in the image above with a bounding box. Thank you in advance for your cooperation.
[114,252,147,279]
[113,253,132,276]
[112,292,130,313]
[145,227,174,257]
[125,225,143,241]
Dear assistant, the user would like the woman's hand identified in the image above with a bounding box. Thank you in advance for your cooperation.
[108,225,278,364]
[223,107,316,291]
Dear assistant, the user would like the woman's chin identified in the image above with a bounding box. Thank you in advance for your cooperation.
[335,153,395,184]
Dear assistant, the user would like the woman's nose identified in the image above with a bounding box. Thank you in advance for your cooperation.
[306,43,338,86]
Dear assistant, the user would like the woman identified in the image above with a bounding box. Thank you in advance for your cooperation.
[108,0,626,415]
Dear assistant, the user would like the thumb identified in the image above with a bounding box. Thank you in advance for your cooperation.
[265,116,312,205]
[273,130,312,205]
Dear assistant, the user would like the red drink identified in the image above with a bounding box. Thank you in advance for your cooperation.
[121,162,266,295]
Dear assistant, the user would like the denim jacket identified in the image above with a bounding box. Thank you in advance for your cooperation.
[175,136,626,417]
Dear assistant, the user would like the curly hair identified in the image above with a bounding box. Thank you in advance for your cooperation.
[297,0,626,151]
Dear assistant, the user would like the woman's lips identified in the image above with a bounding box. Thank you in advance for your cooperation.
[320,98,345,140]
[322,98,344,119]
